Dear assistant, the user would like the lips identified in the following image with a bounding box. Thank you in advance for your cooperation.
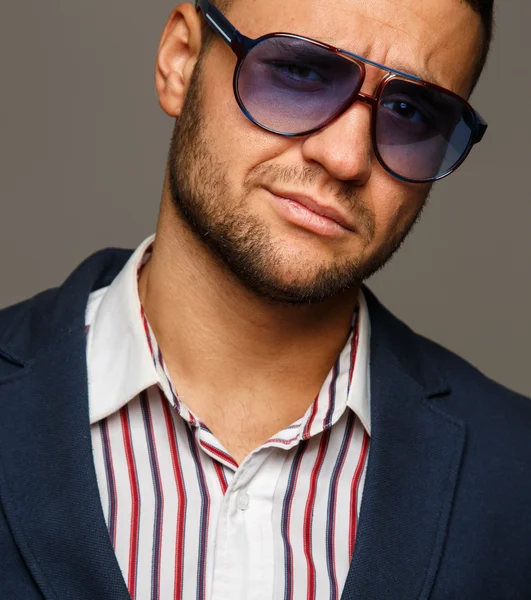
[266,187,355,232]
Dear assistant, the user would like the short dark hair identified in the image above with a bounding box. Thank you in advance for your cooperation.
[467,0,495,88]
[199,0,495,91]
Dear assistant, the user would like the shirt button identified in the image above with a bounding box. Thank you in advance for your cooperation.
[237,491,250,511]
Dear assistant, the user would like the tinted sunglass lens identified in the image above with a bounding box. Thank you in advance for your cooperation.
[375,79,475,181]
[236,36,363,135]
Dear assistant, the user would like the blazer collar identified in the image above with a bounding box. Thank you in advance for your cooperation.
[0,249,463,600]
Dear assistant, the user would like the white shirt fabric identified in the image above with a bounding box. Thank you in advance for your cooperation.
[87,235,372,600]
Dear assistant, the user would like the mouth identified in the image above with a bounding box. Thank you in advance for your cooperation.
[264,187,356,238]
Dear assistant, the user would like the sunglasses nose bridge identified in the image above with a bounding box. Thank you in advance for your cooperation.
[355,92,378,109]
[333,90,375,126]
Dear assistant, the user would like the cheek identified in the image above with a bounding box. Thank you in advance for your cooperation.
[200,53,296,189]
[369,177,429,241]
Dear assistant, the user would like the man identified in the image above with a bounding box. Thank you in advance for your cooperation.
[0,0,530,598]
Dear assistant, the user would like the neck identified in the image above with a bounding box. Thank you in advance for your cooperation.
[138,187,359,448]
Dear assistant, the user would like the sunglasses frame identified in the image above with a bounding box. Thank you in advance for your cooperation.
[195,0,488,183]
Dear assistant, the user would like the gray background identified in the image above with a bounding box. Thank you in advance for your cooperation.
[0,1,529,396]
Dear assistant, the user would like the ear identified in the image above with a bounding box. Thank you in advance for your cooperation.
[155,3,203,117]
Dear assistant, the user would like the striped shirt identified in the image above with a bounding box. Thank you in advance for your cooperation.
[87,235,372,600]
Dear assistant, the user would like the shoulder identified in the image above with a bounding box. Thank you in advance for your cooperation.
[412,330,531,453]
[0,247,132,366]
[416,329,529,406]
[0,289,58,365]
[364,286,530,408]
[364,285,531,439]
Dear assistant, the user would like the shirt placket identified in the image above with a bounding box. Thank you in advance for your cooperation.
[198,436,284,600]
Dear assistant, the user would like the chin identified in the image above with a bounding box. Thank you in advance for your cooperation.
[234,257,363,305]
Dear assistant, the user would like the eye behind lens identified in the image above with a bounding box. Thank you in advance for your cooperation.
[235,36,363,136]
[375,78,475,182]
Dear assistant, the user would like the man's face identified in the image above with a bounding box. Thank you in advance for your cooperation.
[167,0,482,304]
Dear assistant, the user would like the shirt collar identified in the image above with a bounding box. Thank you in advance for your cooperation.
[87,234,371,435]
[347,289,371,435]
[86,235,157,424]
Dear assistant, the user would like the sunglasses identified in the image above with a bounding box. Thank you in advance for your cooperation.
[195,0,488,184]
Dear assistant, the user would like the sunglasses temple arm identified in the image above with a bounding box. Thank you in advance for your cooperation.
[473,111,488,143]
[471,109,488,144]
[195,0,246,55]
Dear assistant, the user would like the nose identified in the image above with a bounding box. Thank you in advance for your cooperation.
[300,100,373,185]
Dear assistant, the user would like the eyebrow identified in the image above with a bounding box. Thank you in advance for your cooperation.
[390,61,440,86]
[341,48,438,85]
[319,40,440,86]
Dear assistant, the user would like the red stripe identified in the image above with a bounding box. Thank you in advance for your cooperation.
[141,394,164,600]
[348,317,360,390]
[187,428,210,600]
[266,436,299,446]
[302,394,320,440]
[141,307,155,357]
[199,441,239,469]
[159,353,187,421]
[281,440,309,600]
[188,410,197,427]
[100,420,118,548]
[326,412,356,599]
[213,462,228,495]
[120,406,140,598]
[349,429,370,558]
[303,431,331,600]
[160,391,187,600]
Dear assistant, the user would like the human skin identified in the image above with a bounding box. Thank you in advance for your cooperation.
[139,0,482,463]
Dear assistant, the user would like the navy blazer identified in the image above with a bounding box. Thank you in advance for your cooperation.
[0,247,530,600]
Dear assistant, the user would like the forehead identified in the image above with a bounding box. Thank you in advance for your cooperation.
[225,0,483,95]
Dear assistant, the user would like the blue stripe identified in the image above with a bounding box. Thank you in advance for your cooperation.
[100,419,117,545]
[307,431,332,600]
[141,392,164,600]
[324,359,340,430]
[159,346,185,417]
[281,440,308,600]
[167,407,188,600]
[157,345,163,369]
[347,325,356,396]
[326,411,355,600]
[186,425,210,600]
[124,405,142,591]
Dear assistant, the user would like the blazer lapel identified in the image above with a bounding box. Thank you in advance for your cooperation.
[0,253,465,600]
[0,250,132,600]
[341,289,466,600]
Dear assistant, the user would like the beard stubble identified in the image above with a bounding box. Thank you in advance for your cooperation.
[167,54,425,305]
